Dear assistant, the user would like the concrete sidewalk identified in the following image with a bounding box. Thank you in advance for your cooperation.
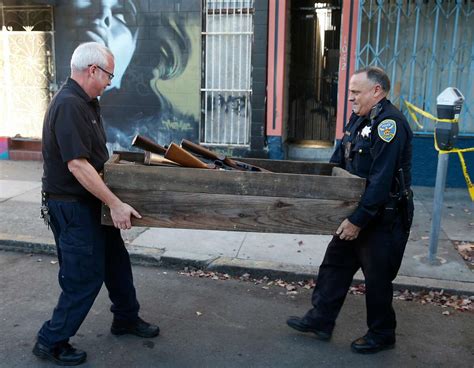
[1,160,473,294]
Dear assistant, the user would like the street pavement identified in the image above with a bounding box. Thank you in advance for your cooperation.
[0,160,473,294]
[0,251,473,368]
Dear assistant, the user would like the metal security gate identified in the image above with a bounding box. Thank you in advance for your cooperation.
[201,0,254,146]
[356,0,474,134]
[0,5,56,139]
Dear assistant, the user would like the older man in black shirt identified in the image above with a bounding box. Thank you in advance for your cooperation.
[287,67,414,354]
[34,42,159,366]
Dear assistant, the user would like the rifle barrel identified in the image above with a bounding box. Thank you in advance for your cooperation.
[132,135,167,155]
[181,139,225,161]
[181,139,270,172]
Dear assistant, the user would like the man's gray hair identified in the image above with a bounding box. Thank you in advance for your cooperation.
[354,66,391,92]
[70,42,114,72]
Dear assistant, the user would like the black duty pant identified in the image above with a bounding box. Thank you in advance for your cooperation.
[37,199,140,347]
[305,208,412,339]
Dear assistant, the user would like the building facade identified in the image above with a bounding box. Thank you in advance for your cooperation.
[0,0,472,187]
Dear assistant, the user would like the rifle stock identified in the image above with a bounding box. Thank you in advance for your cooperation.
[165,143,215,169]
[132,134,167,155]
[144,151,181,166]
[181,139,270,172]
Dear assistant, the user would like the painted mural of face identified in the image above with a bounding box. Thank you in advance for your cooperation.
[74,0,138,90]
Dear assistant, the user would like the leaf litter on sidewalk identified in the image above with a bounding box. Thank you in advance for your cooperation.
[178,267,473,314]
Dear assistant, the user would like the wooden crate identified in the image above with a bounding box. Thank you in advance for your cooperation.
[101,152,366,235]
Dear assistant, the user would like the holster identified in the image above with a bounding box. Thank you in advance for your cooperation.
[381,195,399,226]
[381,189,413,232]
[399,189,414,233]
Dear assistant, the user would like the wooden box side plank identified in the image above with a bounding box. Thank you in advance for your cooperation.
[110,151,336,176]
[102,190,358,235]
[104,163,365,202]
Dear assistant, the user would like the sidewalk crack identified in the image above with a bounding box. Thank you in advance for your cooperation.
[235,233,247,258]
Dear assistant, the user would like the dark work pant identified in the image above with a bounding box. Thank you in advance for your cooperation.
[306,209,412,338]
[37,199,140,347]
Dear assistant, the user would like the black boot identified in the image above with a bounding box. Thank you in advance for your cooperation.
[33,341,87,366]
[111,316,160,338]
[351,334,395,354]
[286,316,332,341]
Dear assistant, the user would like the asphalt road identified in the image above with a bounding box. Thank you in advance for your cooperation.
[0,250,472,368]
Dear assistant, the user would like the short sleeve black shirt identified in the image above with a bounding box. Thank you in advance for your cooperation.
[42,78,109,200]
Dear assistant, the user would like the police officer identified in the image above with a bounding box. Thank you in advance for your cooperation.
[287,67,414,354]
[33,42,159,366]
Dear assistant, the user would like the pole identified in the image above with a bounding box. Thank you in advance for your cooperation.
[428,153,449,263]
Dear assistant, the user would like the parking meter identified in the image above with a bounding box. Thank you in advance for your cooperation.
[435,87,464,151]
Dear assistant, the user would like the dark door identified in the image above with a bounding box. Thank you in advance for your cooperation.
[287,0,341,143]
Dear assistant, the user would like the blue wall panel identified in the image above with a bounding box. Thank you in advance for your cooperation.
[412,136,474,188]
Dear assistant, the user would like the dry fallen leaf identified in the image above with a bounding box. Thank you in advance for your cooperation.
[241,273,251,280]
[457,243,473,252]
[454,242,474,267]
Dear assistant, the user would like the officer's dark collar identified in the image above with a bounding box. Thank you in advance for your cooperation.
[66,77,98,104]
[364,97,389,120]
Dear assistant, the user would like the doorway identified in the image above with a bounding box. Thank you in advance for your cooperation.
[0,5,56,139]
[287,0,341,144]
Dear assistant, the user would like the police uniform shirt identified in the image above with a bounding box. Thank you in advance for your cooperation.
[42,78,109,201]
[330,98,413,228]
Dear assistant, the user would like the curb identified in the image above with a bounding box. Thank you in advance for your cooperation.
[0,238,56,256]
[1,239,473,296]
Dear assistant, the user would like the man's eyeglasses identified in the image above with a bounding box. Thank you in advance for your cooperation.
[88,64,114,80]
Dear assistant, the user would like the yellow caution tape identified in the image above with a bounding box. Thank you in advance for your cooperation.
[457,150,474,201]
[403,100,474,201]
[404,101,459,129]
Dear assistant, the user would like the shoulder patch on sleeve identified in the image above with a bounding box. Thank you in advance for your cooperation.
[377,119,397,143]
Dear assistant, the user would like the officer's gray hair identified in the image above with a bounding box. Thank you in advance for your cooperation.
[70,42,114,72]
[354,66,391,92]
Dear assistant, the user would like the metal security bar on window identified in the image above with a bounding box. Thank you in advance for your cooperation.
[202,0,255,145]
[356,0,474,135]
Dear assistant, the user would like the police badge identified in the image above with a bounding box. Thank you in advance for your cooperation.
[377,119,397,142]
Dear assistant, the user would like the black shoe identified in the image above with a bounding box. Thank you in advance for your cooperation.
[32,341,87,366]
[111,316,160,338]
[351,335,395,354]
[286,316,331,341]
